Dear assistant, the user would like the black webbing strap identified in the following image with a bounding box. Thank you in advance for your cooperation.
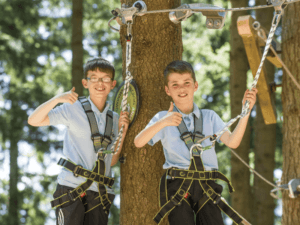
[154,177,193,224]
[51,159,112,212]
[51,161,99,208]
[97,158,111,210]
[57,158,114,187]
[168,169,234,192]
[78,96,113,156]
[217,199,244,225]
[173,106,204,150]
[194,180,243,224]
[159,172,168,208]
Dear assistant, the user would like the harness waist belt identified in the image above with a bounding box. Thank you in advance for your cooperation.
[168,168,234,193]
[58,158,114,187]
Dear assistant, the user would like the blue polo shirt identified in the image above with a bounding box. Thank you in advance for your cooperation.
[48,96,119,193]
[146,103,227,171]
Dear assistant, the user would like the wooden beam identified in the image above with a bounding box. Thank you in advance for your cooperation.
[237,15,276,124]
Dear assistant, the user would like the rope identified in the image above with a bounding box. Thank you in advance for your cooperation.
[109,22,133,155]
[213,9,283,141]
[230,148,277,188]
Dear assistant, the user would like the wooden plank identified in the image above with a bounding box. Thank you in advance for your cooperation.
[237,15,276,124]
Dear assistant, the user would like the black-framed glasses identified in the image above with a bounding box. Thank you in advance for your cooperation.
[86,77,112,83]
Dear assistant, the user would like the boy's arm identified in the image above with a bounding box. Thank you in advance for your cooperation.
[28,87,78,127]
[111,111,130,166]
[134,102,182,148]
[220,88,258,149]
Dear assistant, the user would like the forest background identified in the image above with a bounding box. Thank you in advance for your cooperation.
[0,0,290,224]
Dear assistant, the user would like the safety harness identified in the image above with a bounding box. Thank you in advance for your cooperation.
[153,108,245,225]
[50,96,115,213]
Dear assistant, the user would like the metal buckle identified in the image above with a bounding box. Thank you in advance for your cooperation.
[171,195,182,206]
[213,194,221,204]
[73,165,82,177]
[180,132,193,141]
[102,136,112,146]
[193,131,205,142]
[68,191,77,202]
[91,133,102,142]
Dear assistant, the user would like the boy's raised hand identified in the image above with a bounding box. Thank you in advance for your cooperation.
[162,102,182,127]
[242,88,258,110]
[55,87,79,104]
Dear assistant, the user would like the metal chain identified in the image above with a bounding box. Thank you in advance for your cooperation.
[109,22,133,155]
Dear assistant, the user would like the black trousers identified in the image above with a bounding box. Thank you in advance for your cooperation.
[167,179,225,225]
[53,184,115,225]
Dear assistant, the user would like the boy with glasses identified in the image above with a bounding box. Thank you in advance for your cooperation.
[28,58,129,225]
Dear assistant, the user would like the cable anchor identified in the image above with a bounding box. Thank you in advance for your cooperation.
[270,179,300,199]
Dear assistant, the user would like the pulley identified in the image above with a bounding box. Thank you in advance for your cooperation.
[169,3,227,29]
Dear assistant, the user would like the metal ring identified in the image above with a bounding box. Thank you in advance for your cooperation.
[189,143,203,159]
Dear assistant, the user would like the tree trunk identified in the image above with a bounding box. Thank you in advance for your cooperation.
[281,2,300,225]
[8,139,19,225]
[119,0,182,224]
[253,2,276,224]
[72,0,83,95]
[229,0,253,222]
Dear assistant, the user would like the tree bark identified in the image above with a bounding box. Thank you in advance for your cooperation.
[119,0,182,224]
[229,0,253,222]
[281,2,300,225]
[8,139,19,225]
[253,2,276,224]
[72,0,83,95]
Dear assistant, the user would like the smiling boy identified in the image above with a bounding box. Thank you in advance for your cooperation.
[28,58,129,225]
[134,60,257,225]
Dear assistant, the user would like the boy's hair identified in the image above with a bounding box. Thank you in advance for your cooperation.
[163,60,196,85]
[83,57,115,80]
